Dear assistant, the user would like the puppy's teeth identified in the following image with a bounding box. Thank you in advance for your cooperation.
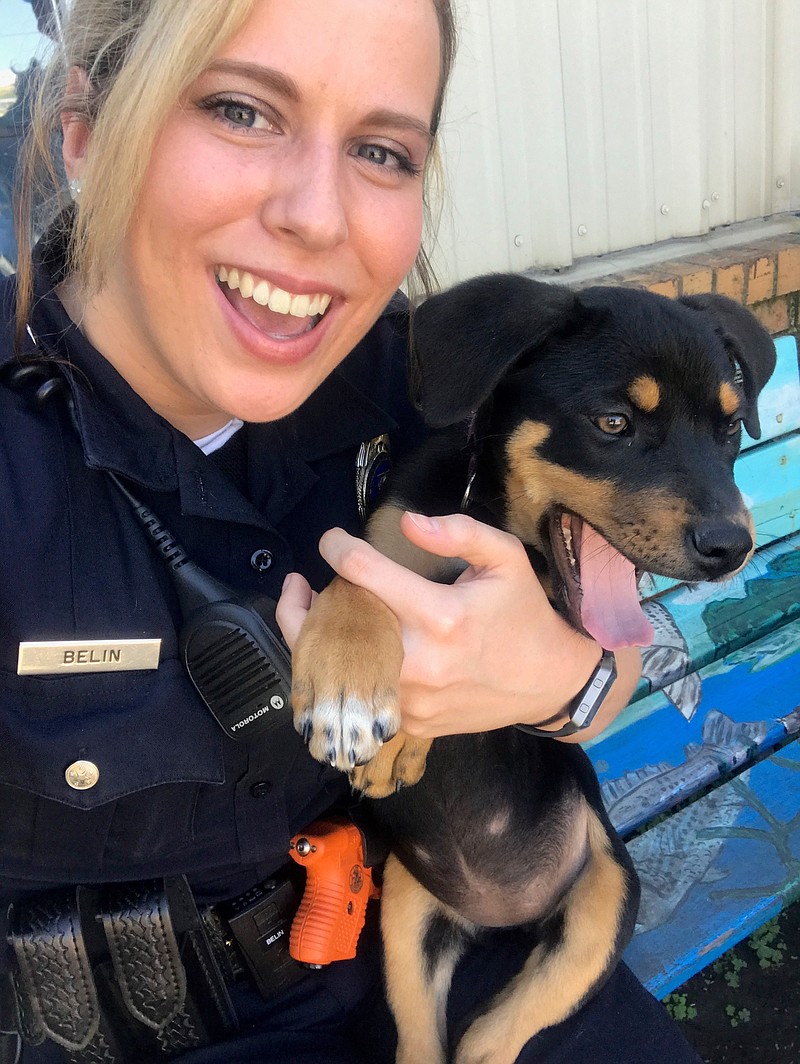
[319,294,332,314]
[218,265,228,282]
[269,287,292,314]
[252,280,271,306]
[239,271,254,298]
[227,267,240,290]
[290,294,312,318]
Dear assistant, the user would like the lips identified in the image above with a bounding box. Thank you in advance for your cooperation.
[216,266,334,341]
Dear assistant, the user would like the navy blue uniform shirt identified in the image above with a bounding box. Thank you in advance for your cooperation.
[0,241,424,927]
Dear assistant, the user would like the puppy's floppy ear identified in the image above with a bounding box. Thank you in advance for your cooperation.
[679,293,776,439]
[410,273,581,427]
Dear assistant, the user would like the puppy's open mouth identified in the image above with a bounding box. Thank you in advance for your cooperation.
[551,513,654,651]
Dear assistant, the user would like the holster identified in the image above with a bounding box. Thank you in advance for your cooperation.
[7,878,237,1063]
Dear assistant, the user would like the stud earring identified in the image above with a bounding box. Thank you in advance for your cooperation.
[68,178,82,201]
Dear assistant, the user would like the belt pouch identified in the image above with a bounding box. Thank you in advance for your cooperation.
[99,877,236,1058]
[8,887,127,1062]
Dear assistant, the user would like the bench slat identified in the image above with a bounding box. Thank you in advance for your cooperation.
[589,614,800,837]
[624,741,800,998]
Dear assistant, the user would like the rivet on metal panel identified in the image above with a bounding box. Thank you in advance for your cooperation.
[777,413,784,424]
[780,455,788,466]
[514,235,523,247]
[660,205,670,216]
[711,192,720,202]
[776,178,786,189]
[577,225,588,237]
[702,200,711,210]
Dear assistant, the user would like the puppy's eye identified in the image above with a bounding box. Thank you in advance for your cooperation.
[594,414,630,435]
[726,417,742,436]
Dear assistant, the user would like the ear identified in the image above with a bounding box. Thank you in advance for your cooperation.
[411,274,583,427]
[61,67,92,182]
[679,292,776,439]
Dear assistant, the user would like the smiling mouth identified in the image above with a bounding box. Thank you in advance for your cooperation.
[216,266,333,340]
[550,512,655,651]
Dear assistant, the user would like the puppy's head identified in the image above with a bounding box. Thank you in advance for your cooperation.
[411,275,776,650]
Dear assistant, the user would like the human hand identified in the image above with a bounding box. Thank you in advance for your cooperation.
[312,511,635,741]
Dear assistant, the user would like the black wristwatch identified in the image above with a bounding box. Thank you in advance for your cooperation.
[514,649,617,739]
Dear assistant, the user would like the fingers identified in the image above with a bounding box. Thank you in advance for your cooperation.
[275,572,316,649]
[318,513,539,625]
[399,511,529,572]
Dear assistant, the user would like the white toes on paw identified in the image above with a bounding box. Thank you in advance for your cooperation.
[294,695,399,771]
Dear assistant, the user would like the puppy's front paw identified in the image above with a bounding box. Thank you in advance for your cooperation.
[350,733,432,797]
[292,579,404,771]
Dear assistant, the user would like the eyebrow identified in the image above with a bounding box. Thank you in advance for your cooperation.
[205,60,433,141]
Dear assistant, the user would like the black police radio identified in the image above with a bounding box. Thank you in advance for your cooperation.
[4,353,293,745]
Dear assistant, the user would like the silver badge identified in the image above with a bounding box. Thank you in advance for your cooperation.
[355,434,391,523]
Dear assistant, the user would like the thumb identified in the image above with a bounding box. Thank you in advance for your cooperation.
[275,572,316,649]
[399,511,528,572]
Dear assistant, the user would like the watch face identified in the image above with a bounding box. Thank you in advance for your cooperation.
[356,434,392,523]
[570,650,617,729]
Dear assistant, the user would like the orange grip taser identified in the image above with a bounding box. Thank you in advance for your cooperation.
[288,817,381,966]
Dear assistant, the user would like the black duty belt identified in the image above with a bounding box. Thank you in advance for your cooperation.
[2,870,310,1063]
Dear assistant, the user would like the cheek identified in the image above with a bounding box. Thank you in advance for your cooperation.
[354,191,425,284]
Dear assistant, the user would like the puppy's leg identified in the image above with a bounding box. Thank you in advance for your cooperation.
[382,855,471,1064]
[293,504,455,788]
[292,578,404,771]
[349,731,432,797]
[454,810,633,1064]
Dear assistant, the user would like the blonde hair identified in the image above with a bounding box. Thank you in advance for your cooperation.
[15,0,457,341]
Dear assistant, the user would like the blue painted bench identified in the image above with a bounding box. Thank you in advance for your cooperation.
[587,332,800,998]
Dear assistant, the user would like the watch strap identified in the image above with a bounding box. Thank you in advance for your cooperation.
[514,649,617,739]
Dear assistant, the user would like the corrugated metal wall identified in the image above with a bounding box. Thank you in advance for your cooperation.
[432,0,800,286]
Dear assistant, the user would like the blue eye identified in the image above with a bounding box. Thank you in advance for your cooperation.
[221,101,257,127]
[199,94,280,134]
[356,143,421,177]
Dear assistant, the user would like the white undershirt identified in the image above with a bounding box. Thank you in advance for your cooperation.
[193,418,244,455]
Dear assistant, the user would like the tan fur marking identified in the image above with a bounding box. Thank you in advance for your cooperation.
[628,375,661,412]
[719,381,740,417]
[504,421,754,579]
[454,808,629,1064]
[382,855,466,1064]
[350,731,432,796]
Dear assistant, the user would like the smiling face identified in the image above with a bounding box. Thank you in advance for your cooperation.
[62,0,441,437]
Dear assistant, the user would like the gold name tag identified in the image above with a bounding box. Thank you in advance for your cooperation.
[17,639,162,675]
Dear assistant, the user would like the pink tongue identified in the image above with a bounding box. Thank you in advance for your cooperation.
[578,525,654,649]
[225,288,313,339]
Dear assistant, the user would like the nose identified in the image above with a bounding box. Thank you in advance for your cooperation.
[260,139,348,251]
[686,520,753,578]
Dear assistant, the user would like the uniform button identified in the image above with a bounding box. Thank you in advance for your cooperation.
[250,780,272,798]
[65,760,100,790]
[251,549,273,572]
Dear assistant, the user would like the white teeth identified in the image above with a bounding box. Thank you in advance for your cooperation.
[216,266,332,319]
[239,271,254,298]
[268,287,292,314]
[290,294,311,317]
[253,280,271,306]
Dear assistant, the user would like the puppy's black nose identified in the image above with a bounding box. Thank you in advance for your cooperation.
[687,521,753,577]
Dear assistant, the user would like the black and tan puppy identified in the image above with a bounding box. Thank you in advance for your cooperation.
[292,275,776,1064]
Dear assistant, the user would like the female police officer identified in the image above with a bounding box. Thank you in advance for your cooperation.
[0,0,702,1061]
